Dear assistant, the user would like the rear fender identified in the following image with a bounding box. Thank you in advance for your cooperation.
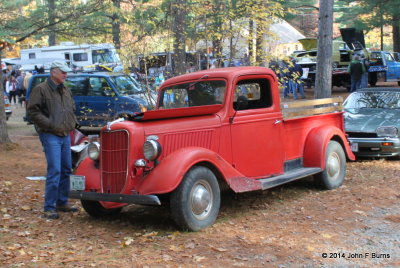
[137,147,262,195]
[303,126,355,168]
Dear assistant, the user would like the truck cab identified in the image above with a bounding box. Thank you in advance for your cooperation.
[70,67,354,231]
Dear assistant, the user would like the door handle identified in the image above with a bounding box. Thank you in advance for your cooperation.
[275,120,282,124]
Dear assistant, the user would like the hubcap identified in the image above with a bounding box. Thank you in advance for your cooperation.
[190,180,213,220]
[327,152,340,180]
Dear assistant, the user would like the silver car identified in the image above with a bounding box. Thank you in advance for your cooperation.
[343,88,400,158]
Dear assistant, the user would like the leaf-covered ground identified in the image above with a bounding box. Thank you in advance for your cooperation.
[1,89,399,267]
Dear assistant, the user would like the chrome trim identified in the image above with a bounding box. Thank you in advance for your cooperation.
[135,159,146,167]
[146,135,159,141]
[106,118,125,131]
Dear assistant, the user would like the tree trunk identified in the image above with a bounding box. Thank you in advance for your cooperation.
[171,0,187,76]
[0,55,11,143]
[255,21,266,66]
[248,20,254,65]
[48,0,56,46]
[314,0,333,99]
[112,0,121,49]
[393,15,400,53]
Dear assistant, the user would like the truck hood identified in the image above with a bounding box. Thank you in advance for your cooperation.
[344,108,400,133]
[298,38,317,51]
[131,104,223,121]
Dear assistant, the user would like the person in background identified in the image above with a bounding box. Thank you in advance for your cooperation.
[289,58,305,99]
[27,60,79,220]
[6,75,17,104]
[360,53,369,88]
[347,54,366,92]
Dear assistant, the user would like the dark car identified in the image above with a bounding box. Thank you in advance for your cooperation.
[343,88,400,158]
[26,72,156,128]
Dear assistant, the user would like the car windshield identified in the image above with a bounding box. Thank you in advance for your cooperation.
[159,80,226,109]
[344,91,400,110]
[110,75,143,95]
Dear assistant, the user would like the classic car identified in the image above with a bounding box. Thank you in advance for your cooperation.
[344,88,400,158]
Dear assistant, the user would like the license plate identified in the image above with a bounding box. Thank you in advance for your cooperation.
[70,175,85,191]
[350,143,358,152]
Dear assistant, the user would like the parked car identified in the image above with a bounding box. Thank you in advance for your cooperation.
[25,72,156,128]
[4,95,12,120]
[344,88,400,158]
[368,51,400,86]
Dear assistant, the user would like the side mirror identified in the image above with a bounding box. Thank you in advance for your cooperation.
[235,95,248,110]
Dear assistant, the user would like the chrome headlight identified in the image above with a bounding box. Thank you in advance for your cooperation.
[143,140,162,161]
[87,142,100,160]
[376,126,398,138]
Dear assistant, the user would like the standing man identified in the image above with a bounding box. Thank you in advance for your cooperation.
[347,54,366,92]
[27,60,79,219]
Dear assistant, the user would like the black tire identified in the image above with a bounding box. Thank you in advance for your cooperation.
[397,81,400,86]
[81,200,122,217]
[314,141,346,190]
[170,166,220,231]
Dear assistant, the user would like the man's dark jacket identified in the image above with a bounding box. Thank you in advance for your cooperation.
[27,78,78,137]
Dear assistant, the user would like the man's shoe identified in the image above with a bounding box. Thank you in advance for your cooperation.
[43,211,59,219]
[56,204,78,212]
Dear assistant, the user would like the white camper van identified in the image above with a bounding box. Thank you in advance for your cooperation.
[18,42,122,72]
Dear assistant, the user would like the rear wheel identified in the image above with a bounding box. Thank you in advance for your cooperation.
[170,166,220,231]
[314,141,346,190]
[81,200,122,217]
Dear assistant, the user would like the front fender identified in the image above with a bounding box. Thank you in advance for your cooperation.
[74,157,101,191]
[303,125,355,169]
[137,147,261,195]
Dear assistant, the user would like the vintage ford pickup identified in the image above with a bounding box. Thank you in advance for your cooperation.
[70,66,355,231]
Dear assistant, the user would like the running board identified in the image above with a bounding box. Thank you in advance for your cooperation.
[258,167,322,190]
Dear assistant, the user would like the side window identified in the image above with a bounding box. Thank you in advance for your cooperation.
[233,79,272,110]
[88,77,110,96]
[65,77,88,96]
[29,53,36,59]
[73,53,88,62]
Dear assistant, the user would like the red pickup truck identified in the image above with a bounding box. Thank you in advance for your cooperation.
[70,67,355,231]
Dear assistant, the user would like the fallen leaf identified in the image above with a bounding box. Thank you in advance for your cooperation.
[210,246,228,252]
[321,233,332,239]
[193,255,206,262]
[170,245,184,252]
[162,254,173,261]
[21,205,31,211]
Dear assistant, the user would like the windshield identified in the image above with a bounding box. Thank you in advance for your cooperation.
[110,75,143,95]
[160,80,226,109]
[92,49,120,64]
[344,92,400,110]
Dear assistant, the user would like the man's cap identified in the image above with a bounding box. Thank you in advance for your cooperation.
[50,60,71,72]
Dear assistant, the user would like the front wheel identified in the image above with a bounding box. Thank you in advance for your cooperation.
[81,200,123,217]
[170,166,220,231]
[314,141,346,190]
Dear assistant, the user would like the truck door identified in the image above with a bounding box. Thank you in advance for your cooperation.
[384,52,400,82]
[230,77,284,178]
[82,77,116,127]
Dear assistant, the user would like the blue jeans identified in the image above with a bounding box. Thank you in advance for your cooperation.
[293,81,305,99]
[350,77,362,92]
[39,133,72,212]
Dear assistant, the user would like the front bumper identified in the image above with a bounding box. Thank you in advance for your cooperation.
[348,137,400,158]
[69,191,161,206]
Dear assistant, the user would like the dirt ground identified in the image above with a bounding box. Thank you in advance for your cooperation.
[1,86,399,267]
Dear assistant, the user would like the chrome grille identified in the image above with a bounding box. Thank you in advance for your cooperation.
[101,130,129,194]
